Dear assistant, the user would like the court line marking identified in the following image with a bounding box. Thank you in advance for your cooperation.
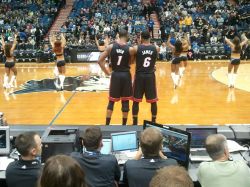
[49,92,77,126]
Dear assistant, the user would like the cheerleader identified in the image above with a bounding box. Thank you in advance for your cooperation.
[179,33,190,77]
[50,32,66,90]
[167,35,183,89]
[1,34,17,88]
[225,33,248,88]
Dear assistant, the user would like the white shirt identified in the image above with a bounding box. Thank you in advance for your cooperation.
[198,160,250,187]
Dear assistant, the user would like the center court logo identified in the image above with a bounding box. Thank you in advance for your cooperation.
[13,76,110,95]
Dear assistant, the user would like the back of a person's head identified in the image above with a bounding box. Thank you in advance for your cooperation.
[141,30,151,40]
[15,131,38,157]
[140,128,163,157]
[150,166,194,187]
[83,127,102,151]
[39,155,86,187]
[118,29,128,39]
[205,134,227,160]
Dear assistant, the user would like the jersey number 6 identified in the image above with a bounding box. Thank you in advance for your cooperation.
[143,57,151,67]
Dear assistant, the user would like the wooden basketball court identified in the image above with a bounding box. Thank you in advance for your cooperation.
[1,60,250,126]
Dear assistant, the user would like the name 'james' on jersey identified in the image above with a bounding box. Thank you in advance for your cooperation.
[136,44,157,73]
[110,43,130,72]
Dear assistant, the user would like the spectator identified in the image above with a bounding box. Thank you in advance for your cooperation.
[123,127,178,187]
[159,42,167,60]
[210,34,218,44]
[6,132,42,187]
[185,14,193,33]
[150,166,194,187]
[198,134,250,187]
[147,17,154,38]
[71,127,120,187]
[38,155,87,187]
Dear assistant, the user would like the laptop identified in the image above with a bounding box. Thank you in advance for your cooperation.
[143,120,191,169]
[110,131,138,165]
[186,128,217,162]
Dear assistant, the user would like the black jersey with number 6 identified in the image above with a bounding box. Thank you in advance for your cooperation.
[136,45,157,73]
[110,43,130,72]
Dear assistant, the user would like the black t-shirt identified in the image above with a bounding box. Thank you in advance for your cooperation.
[136,44,158,73]
[71,151,120,187]
[110,43,130,72]
[123,157,178,187]
[6,159,42,187]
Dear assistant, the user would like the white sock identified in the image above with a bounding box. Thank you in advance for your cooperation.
[53,67,59,77]
[59,75,65,88]
[171,73,176,85]
[3,74,9,87]
[232,73,237,86]
[228,73,232,87]
[9,76,17,88]
[179,67,185,77]
[175,74,180,85]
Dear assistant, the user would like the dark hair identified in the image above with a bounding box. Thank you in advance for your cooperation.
[15,132,39,156]
[4,43,12,57]
[150,166,194,187]
[175,40,183,53]
[83,127,102,151]
[53,40,62,54]
[39,155,87,187]
[233,36,241,53]
[119,29,128,38]
[140,128,163,157]
[141,31,150,40]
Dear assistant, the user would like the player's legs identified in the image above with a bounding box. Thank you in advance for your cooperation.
[151,102,157,122]
[121,100,129,125]
[106,72,121,125]
[145,74,158,122]
[106,101,114,125]
[132,102,139,125]
[132,74,144,125]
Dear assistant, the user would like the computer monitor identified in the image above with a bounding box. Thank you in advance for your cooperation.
[101,139,111,154]
[143,120,191,169]
[0,126,10,155]
[186,128,217,148]
[111,131,138,152]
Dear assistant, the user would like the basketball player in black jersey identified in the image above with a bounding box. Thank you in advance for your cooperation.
[132,31,160,125]
[98,30,134,125]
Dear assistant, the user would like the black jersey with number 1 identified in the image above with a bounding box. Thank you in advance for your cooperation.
[110,42,130,72]
[136,44,157,73]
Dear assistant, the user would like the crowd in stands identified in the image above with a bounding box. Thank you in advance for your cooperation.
[0,0,250,62]
[157,0,250,60]
[60,0,158,48]
[0,0,63,50]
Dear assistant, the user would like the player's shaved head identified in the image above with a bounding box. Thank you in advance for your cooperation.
[141,31,151,40]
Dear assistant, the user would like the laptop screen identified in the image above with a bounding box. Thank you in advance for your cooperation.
[143,120,191,169]
[111,131,137,152]
[186,128,217,148]
[101,139,111,154]
[0,126,10,155]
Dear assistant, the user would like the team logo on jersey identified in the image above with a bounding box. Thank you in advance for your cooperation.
[12,76,110,95]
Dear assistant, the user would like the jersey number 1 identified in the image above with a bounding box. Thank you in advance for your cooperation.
[143,57,151,67]
[117,56,122,65]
